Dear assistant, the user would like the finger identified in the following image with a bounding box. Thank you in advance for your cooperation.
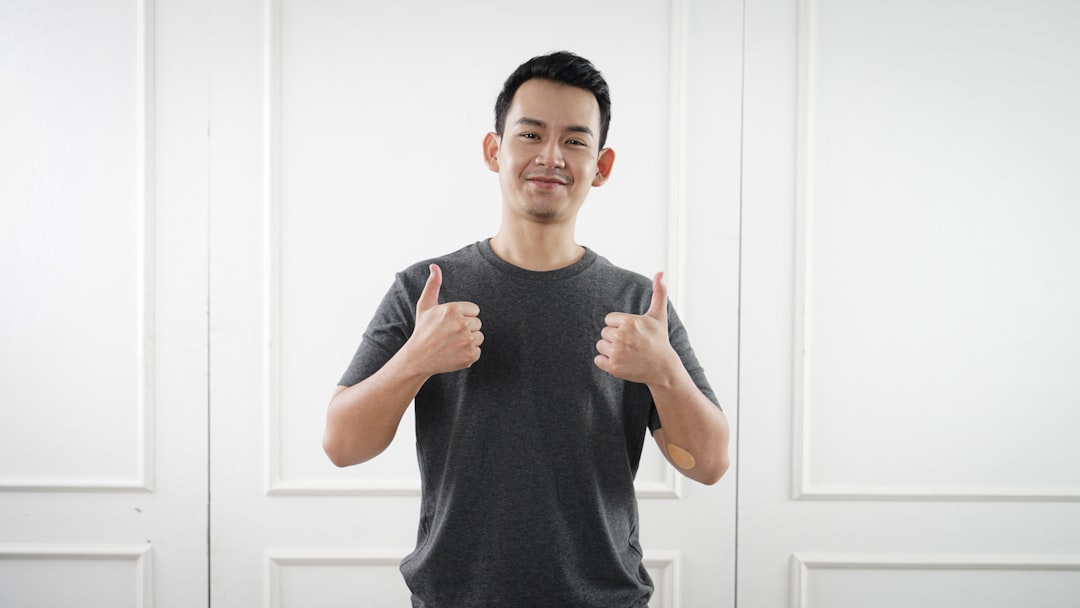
[604,311,632,327]
[600,326,619,343]
[593,353,612,373]
[595,338,613,357]
[416,264,442,313]
[646,271,668,321]
[448,300,481,318]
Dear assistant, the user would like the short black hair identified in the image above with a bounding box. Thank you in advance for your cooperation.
[494,51,612,150]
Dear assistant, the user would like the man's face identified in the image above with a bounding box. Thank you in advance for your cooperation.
[485,78,613,225]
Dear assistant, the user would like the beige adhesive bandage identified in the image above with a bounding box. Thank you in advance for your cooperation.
[667,443,696,470]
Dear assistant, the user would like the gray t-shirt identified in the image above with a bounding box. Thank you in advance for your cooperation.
[339,240,719,608]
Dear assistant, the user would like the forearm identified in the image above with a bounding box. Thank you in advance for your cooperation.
[322,346,430,468]
[326,267,484,467]
[648,356,730,485]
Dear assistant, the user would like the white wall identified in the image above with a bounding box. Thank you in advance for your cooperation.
[738,0,1080,605]
[3,0,1079,606]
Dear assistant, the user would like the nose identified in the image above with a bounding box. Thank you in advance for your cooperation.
[534,140,566,169]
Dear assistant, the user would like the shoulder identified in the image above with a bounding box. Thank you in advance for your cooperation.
[389,242,488,303]
[581,251,656,313]
[398,242,483,280]
[589,251,652,289]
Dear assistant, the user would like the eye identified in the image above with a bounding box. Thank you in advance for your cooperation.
[566,138,587,147]
[519,132,539,140]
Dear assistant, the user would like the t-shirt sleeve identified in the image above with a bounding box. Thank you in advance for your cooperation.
[338,272,417,387]
[648,301,721,434]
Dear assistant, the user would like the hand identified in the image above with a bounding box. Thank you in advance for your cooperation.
[594,272,676,384]
[408,264,483,376]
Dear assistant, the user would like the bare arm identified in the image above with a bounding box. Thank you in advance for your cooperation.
[647,367,730,486]
[323,361,428,468]
[594,272,730,485]
[323,264,483,468]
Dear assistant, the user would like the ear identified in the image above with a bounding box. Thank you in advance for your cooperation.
[482,132,501,173]
[592,147,615,187]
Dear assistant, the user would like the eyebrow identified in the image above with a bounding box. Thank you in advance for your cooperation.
[515,117,594,137]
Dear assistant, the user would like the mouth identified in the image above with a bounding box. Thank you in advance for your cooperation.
[523,171,570,188]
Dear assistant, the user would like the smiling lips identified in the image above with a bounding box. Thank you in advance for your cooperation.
[523,170,570,187]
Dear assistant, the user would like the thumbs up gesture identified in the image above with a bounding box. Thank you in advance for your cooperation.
[408,264,484,376]
[594,272,676,384]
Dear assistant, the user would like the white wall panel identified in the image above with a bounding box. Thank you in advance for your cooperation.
[2,0,210,604]
[792,0,1080,499]
[0,0,153,490]
[265,549,681,608]
[644,551,682,608]
[267,551,411,608]
[264,0,688,498]
[793,554,1080,608]
[0,545,151,608]
[213,2,738,605]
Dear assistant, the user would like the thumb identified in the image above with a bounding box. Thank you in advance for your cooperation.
[416,264,442,313]
[646,271,668,321]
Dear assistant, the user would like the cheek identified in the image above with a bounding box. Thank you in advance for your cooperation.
[573,159,599,180]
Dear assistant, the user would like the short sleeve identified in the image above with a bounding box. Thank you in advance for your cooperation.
[338,272,417,387]
[648,301,721,434]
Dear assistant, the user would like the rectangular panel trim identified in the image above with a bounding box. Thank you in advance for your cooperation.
[0,477,153,493]
[791,553,1080,608]
[266,548,408,567]
[0,0,156,494]
[0,544,152,607]
[265,549,682,608]
[644,550,682,608]
[266,549,408,608]
[267,478,419,497]
[261,0,690,499]
[265,475,682,499]
[795,484,1080,502]
[665,0,690,306]
[789,0,1080,502]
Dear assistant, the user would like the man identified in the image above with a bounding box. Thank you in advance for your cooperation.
[324,51,729,607]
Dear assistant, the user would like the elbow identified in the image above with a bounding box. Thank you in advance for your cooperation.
[698,414,732,485]
[696,448,730,486]
[322,431,364,469]
[700,455,730,486]
[323,436,351,469]
[323,429,384,468]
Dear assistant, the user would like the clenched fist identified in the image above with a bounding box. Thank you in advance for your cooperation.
[408,264,483,376]
[594,272,677,385]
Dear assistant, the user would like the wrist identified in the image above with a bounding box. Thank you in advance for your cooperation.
[646,347,686,391]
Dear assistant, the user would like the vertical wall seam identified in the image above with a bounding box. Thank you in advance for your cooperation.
[733,0,748,604]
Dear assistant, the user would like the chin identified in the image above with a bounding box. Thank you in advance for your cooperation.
[525,208,561,222]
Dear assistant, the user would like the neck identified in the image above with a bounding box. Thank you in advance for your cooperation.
[489,223,584,271]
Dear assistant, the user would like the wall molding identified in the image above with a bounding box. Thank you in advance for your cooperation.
[262,0,287,497]
[265,549,408,608]
[790,0,815,503]
[135,0,156,496]
[266,471,681,499]
[644,550,683,608]
[789,0,1080,502]
[267,478,419,497]
[0,0,155,495]
[261,0,691,499]
[794,483,1080,502]
[0,477,153,493]
[0,543,153,606]
[666,0,690,307]
[266,548,407,570]
[791,552,1080,608]
[265,548,681,608]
